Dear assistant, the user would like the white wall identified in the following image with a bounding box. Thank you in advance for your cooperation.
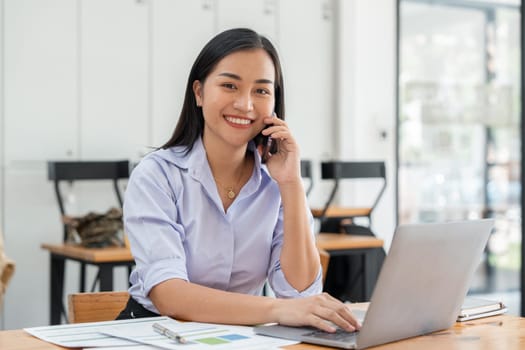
[336,0,397,249]
[0,0,398,329]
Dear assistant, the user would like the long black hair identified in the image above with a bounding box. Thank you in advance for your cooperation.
[160,28,285,152]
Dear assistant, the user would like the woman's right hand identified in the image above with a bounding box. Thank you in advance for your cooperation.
[272,293,362,333]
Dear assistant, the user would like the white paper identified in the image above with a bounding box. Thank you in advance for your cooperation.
[102,318,298,350]
[84,346,153,350]
[85,346,159,350]
[24,316,171,348]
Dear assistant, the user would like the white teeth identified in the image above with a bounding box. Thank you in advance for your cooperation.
[225,116,251,125]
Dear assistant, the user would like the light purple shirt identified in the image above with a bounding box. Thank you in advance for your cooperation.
[124,137,322,313]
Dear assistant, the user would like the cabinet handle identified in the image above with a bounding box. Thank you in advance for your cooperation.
[201,0,213,11]
[322,0,332,21]
[264,0,276,15]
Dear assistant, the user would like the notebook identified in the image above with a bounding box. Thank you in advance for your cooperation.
[254,219,494,349]
[457,296,507,321]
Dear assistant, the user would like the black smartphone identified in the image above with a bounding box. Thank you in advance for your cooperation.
[257,124,279,164]
[261,133,278,163]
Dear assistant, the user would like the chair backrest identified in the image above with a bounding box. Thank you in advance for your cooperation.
[318,248,330,283]
[47,160,130,241]
[300,159,314,197]
[68,291,129,323]
[320,161,387,221]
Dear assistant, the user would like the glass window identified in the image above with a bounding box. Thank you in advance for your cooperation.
[398,0,521,305]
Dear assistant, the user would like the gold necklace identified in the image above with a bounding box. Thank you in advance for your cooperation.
[214,162,246,200]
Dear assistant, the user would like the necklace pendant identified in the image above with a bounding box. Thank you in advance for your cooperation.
[227,188,236,199]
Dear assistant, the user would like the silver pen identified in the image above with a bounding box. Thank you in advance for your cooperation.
[152,322,188,344]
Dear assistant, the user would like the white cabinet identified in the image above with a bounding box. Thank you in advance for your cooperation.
[151,0,215,147]
[0,1,339,328]
[216,0,277,42]
[80,0,149,161]
[4,0,78,164]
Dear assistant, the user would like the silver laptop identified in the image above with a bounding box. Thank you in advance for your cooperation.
[254,219,494,349]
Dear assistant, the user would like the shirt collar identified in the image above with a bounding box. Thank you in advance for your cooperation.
[155,136,273,195]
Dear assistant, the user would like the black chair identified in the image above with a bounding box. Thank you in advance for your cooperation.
[300,159,314,197]
[315,161,386,230]
[48,161,129,243]
[48,160,133,289]
[314,161,387,302]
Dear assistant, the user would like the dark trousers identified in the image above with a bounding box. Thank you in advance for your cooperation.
[116,296,160,320]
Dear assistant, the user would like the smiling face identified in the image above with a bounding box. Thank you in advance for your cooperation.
[193,48,276,152]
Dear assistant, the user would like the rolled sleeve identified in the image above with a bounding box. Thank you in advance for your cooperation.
[140,257,188,296]
[270,264,323,298]
[125,158,188,302]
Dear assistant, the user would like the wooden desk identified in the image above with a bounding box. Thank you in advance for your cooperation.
[2,315,524,349]
[41,243,134,325]
[316,233,384,301]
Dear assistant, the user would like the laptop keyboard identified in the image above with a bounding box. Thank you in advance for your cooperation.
[302,328,357,342]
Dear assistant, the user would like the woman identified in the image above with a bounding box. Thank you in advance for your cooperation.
[119,28,360,333]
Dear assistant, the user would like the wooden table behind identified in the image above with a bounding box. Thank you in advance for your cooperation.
[41,243,135,325]
[315,233,383,251]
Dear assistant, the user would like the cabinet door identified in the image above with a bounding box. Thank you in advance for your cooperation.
[2,164,130,328]
[4,0,78,163]
[216,0,277,41]
[3,166,61,329]
[151,0,215,147]
[279,0,334,205]
[80,0,149,161]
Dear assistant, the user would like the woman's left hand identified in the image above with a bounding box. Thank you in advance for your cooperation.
[258,116,301,185]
